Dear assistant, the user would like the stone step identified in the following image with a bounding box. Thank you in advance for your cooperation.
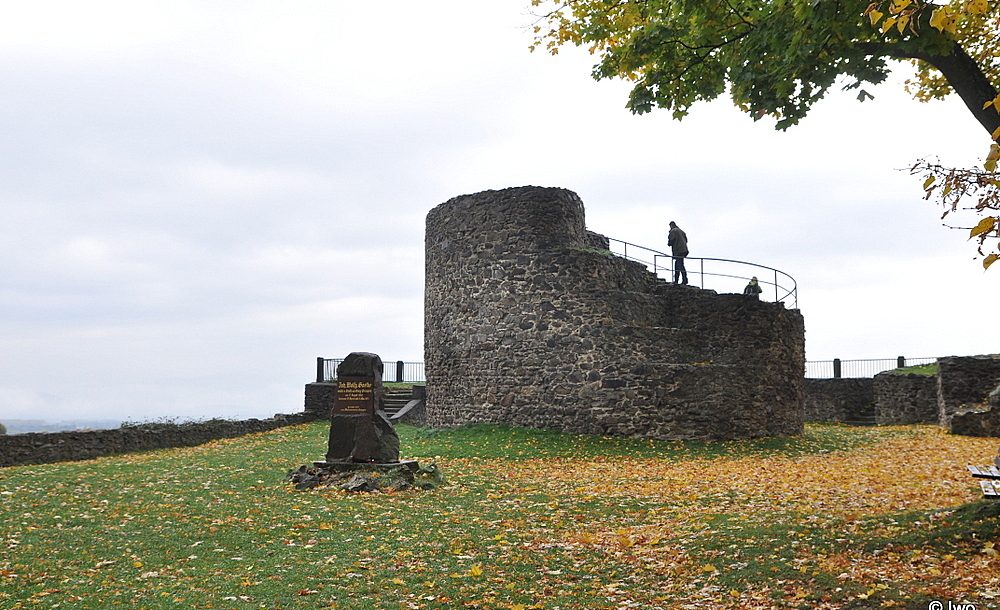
[382,390,413,416]
[842,417,877,427]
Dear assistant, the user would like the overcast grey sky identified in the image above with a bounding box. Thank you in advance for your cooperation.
[2,1,997,423]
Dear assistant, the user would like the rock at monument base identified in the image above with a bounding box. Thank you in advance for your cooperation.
[287,460,443,493]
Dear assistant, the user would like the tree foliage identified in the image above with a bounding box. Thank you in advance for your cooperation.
[531,0,1000,265]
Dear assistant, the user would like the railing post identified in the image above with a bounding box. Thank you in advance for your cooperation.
[700,258,704,289]
[774,269,779,302]
[833,358,842,379]
[897,356,905,369]
[396,360,404,383]
[316,357,325,383]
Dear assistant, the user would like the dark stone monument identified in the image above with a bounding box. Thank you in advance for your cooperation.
[323,352,401,464]
[289,352,439,492]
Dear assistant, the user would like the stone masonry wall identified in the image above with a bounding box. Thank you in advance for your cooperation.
[937,354,1000,426]
[873,372,938,425]
[803,378,874,422]
[304,382,338,419]
[424,186,805,441]
[0,414,310,468]
[950,384,1000,437]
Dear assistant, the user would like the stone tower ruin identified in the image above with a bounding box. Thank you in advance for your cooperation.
[424,186,804,440]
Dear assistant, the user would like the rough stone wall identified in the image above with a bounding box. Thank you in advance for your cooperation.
[937,354,1000,426]
[873,372,938,425]
[305,382,338,419]
[950,383,1000,437]
[803,379,874,422]
[0,414,309,468]
[424,186,805,441]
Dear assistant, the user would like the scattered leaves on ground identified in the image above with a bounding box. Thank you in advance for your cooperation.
[0,422,997,609]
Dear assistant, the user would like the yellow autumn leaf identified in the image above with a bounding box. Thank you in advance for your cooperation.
[984,253,1000,270]
[469,564,484,577]
[868,8,885,25]
[701,563,718,573]
[891,0,912,12]
[896,15,910,34]
[929,8,943,30]
[391,578,405,585]
[984,542,999,556]
[987,144,1000,170]
[929,6,955,32]
[966,0,989,15]
[992,125,1000,141]
[969,217,997,239]
[881,16,897,33]
[922,175,936,190]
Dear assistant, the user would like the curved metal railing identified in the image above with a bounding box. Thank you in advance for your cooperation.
[606,237,798,308]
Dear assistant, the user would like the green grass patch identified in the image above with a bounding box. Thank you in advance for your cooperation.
[400,422,907,461]
[887,363,939,376]
[0,421,987,609]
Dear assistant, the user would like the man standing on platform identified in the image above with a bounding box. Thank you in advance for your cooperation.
[668,221,688,285]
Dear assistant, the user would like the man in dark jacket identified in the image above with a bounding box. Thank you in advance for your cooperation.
[667,221,688,285]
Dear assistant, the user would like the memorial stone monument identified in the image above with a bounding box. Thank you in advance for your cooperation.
[289,352,438,492]
[323,352,401,464]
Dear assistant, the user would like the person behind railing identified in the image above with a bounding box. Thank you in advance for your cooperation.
[743,276,763,299]
[667,221,688,285]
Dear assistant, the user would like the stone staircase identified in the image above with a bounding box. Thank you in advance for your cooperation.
[843,403,878,426]
[382,388,414,418]
[842,414,877,427]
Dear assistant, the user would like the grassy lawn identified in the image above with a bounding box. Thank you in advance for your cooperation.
[1,423,998,609]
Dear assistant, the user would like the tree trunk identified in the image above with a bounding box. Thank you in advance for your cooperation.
[860,40,1000,139]
[916,43,1000,139]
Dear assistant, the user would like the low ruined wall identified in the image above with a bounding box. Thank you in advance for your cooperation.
[937,354,1000,426]
[873,372,938,425]
[424,186,805,441]
[0,414,310,468]
[803,378,873,422]
[951,386,1000,437]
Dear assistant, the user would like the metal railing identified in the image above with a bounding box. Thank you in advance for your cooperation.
[316,357,936,382]
[805,356,937,379]
[606,238,798,308]
[316,358,425,383]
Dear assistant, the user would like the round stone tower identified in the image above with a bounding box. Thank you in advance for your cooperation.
[424,186,804,440]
